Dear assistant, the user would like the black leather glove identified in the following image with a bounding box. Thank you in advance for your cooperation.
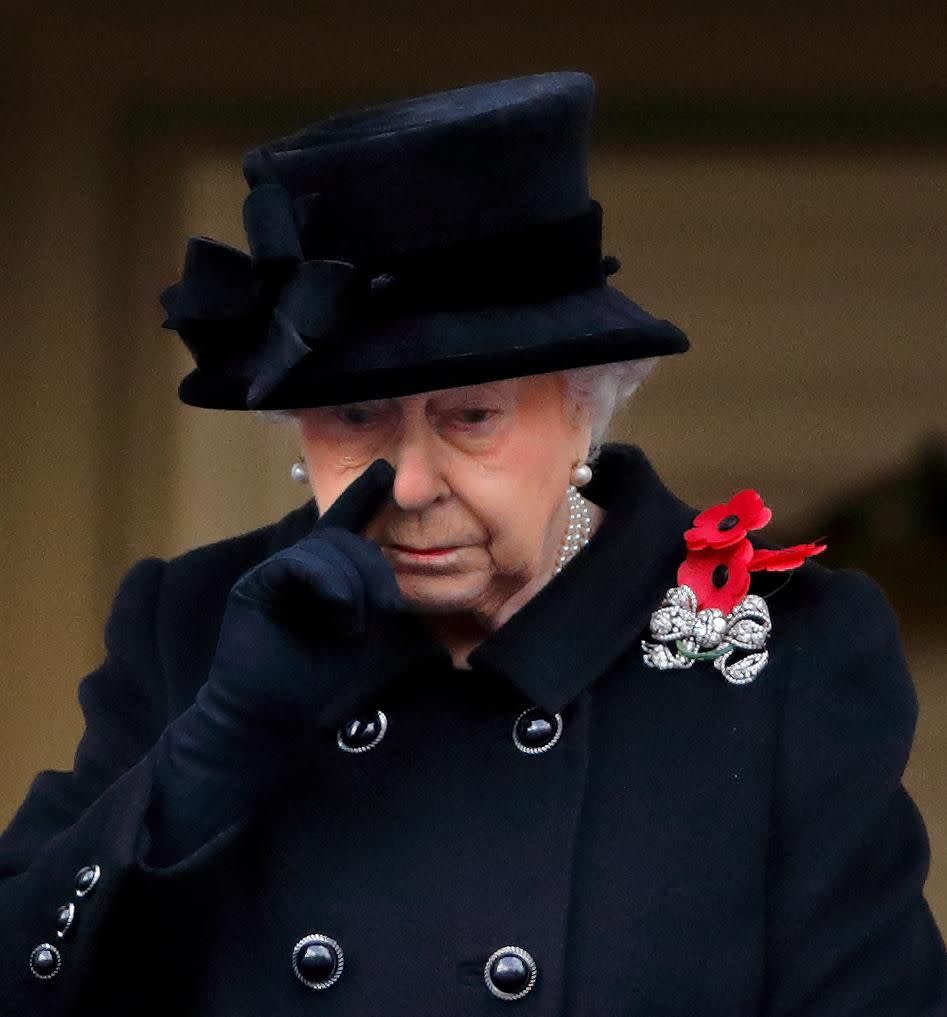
[142,459,436,868]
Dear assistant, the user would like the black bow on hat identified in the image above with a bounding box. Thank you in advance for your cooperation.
[160,71,689,411]
[161,184,366,408]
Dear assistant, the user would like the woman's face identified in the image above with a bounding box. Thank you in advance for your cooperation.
[295,372,592,621]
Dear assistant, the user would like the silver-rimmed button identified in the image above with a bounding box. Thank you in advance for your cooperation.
[337,710,388,753]
[484,945,537,1000]
[74,864,100,897]
[30,943,61,980]
[291,933,344,990]
[512,707,563,754]
[55,902,76,938]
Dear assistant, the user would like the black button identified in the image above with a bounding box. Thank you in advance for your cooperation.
[74,864,100,897]
[484,946,537,1000]
[56,903,76,938]
[513,707,562,754]
[492,955,529,992]
[291,933,344,990]
[337,710,387,753]
[30,943,61,980]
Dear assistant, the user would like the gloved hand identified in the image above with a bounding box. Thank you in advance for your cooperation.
[142,459,436,868]
[200,457,431,739]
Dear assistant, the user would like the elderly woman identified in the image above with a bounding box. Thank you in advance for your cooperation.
[2,72,945,1016]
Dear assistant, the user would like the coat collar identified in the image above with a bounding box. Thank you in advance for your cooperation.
[269,442,698,715]
[466,442,698,713]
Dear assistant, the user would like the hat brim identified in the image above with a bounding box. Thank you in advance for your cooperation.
[177,284,689,410]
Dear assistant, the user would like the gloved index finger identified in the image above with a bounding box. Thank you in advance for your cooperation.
[315,458,395,534]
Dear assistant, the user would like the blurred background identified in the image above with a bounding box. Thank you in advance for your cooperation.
[1,4,945,926]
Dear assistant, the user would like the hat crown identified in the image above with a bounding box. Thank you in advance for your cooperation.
[161,70,689,411]
[241,72,595,263]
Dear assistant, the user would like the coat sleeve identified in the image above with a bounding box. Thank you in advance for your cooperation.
[763,567,947,1016]
[0,557,249,1014]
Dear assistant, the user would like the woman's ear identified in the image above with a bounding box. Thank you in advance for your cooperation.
[555,372,589,431]
[567,394,593,444]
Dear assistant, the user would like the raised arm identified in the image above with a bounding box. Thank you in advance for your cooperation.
[0,460,437,1013]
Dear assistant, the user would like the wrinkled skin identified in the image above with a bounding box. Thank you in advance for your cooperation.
[293,372,606,665]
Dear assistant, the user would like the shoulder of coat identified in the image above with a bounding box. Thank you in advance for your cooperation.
[161,498,317,598]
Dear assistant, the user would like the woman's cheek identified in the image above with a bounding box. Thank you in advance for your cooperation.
[441,409,513,454]
[489,497,535,567]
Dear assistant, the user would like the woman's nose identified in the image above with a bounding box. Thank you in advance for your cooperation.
[389,434,449,511]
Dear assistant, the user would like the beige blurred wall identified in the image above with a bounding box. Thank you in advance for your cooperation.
[1,5,945,926]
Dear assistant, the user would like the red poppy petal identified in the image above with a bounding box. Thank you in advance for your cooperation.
[687,506,727,535]
[727,488,759,508]
[677,539,754,612]
[731,539,755,568]
[682,525,711,549]
[728,569,752,608]
[748,542,827,572]
[686,490,773,551]
[677,556,713,601]
[699,568,751,614]
[684,526,747,551]
[729,489,773,531]
[680,539,753,575]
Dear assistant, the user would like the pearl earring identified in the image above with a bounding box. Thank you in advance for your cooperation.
[570,460,592,487]
[290,456,309,484]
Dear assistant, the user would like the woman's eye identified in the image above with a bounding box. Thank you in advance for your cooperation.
[452,408,497,426]
[335,407,381,427]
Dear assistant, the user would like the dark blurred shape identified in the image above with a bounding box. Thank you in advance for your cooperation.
[787,434,947,628]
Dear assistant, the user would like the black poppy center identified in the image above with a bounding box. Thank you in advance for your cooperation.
[717,514,740,532]
[712,564,730,588]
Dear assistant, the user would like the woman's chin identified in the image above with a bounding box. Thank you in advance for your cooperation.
[395,572,486,614]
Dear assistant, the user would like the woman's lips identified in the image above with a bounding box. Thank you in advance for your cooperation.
[392,544,456,556]
[388,544,466,567]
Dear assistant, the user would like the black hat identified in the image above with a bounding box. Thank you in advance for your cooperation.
[161,71,689,410]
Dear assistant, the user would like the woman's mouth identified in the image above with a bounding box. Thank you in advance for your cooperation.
[388,544,465,567]
[392,545,456,556]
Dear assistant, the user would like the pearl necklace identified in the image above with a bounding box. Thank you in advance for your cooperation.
[554,485,593,575]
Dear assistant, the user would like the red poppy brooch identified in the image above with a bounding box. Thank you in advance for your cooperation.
[641,490,826,684]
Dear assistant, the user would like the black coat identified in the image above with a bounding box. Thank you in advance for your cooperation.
[2,442,945,1016]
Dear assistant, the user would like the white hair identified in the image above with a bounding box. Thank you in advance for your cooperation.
[255,357,659,464]
[559,358,659,467]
